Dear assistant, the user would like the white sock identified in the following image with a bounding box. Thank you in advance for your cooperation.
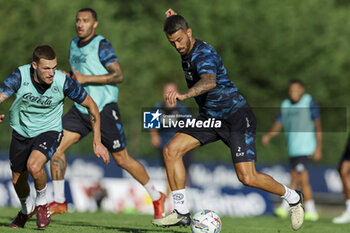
[36,185,48,206]
[53,180,66,203]
[144,181,161,201]
[305,200,317,214]
[346,199,350,213]
[280,199,289,210]
[172,189,189,214]
[281,185,300,205]
[20,196,35,214]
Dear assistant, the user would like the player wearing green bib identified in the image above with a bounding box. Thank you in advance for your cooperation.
[262,80,322,221]
[0,45,109,229]
[48,8,165,219]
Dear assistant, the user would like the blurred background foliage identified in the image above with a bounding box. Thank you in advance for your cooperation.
[0,0,348,165]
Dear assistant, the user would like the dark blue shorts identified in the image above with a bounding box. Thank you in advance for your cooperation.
[340,137,350,163]
[178,104,257,163]
[290,156,310,173]
[62,103,126,152]
[10,130,63,172]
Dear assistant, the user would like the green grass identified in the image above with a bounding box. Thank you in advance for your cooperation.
[0,207,349,233]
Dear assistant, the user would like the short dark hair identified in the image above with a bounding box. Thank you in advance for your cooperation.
[33,45,56,63]
[78,8,97,21]
[163,15,189,35]
[289,79,304,87]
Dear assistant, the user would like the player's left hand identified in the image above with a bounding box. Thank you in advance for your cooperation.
[312,146,322,161]
[0,114,4,123]
[72,67,86,84]
[165,8,177,18]
[93,142,110,164]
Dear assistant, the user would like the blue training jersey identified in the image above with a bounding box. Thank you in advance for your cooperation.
[181,39,246,119]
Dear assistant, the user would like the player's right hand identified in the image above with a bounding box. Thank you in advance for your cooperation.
[93,142,110,164]
[261,135,270,146]
[72,67,86,84]
[165,8,177,18]
[0,114,4,123]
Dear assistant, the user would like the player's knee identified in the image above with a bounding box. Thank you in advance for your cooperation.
[27,161,42,177]
[163,144,181,161]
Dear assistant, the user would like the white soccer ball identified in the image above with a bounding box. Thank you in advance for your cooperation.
[191,210,222,233]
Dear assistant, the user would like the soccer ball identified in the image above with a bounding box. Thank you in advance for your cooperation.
[191,210,222,233]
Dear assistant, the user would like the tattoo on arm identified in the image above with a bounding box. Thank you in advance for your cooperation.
[183,73,216,99]
[0,92,9,104]
[105,62,124,84]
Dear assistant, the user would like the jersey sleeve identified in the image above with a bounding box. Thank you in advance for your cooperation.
[193,51,218,76]
[310,98,321,120]
[98,39,119,68]
[0,68,21,97]
[63,76,88,104]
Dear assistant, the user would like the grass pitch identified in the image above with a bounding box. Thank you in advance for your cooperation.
[0,207,348,233]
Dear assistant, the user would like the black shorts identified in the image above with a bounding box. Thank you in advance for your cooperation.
[10,130,63,172]
[340,137,350,162]
[63,103,126,152]
[290,156,310,173]
[178,104,257,163]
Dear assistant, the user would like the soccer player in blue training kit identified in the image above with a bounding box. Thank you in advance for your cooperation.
[262,80,322,221]
[0,45,109,229]
[152,9,305,231]
[48,8,165,219]
[333,137,350,224]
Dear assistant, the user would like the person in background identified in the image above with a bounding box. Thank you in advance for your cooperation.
[262,79,322,221]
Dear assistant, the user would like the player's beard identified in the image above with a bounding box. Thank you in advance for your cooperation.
[181,36,192,55]
[78,26,94,41]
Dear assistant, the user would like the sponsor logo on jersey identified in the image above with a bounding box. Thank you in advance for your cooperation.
[71,54,87,64]
[22,93,53,106]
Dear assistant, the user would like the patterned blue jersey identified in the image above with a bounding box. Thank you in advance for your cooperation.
[0,67,87,104]
[181,39,246,119]
[98,38,118,67]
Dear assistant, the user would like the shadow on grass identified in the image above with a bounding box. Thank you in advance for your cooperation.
[52,219,187,233]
